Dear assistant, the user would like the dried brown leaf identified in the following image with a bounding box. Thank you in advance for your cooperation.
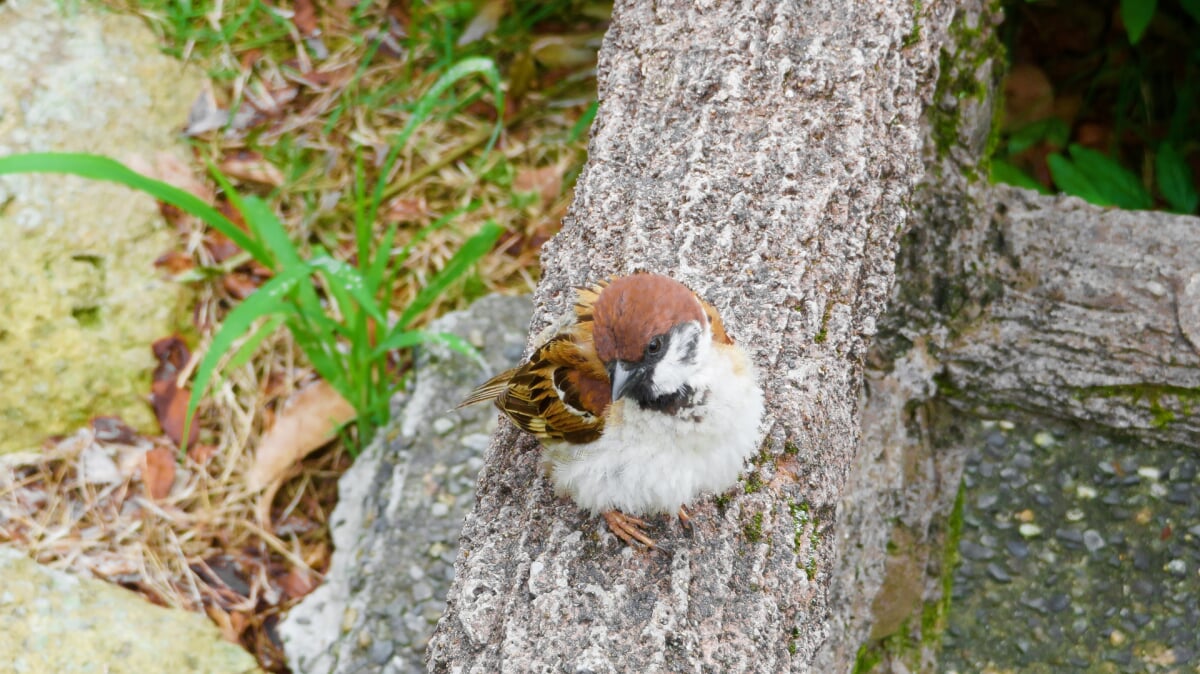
[143,447,177,500]
[457,0,505,46]
[219,151,285,187]
[90,416,139,445]
[293,0,318,36]
[513,164,562,205]
[154,250,196,275]
[150,337,199,448]
[248,380,355,490]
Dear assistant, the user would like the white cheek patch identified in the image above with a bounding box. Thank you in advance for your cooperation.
[650,321,708,396]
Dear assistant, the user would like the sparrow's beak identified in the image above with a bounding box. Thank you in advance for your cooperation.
[608,361,645,401]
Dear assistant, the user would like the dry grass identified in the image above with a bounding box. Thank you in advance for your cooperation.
[0,1,604,670]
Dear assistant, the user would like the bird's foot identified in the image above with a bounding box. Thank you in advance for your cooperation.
[677,505,692,528]
[603,510,656,549]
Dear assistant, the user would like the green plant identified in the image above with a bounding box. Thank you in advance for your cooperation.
[0,55,507,453]
[1046,143,1153,210]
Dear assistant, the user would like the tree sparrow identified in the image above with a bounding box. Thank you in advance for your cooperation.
[461,273,764,548]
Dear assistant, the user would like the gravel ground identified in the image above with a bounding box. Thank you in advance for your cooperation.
[940,419,1199,674]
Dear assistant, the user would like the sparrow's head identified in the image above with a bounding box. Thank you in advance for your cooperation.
[591,274,711,407]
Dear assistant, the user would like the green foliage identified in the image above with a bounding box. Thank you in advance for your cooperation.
[0,55,507,454]
[993,2,1200,215]
[1046,144,1153,210]
[1155,144,1199,214]
[1120,0,1157,45]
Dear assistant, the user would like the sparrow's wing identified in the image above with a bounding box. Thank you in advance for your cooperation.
[459,286,612,444]
[458,368,517,408]
[496,334,609,444]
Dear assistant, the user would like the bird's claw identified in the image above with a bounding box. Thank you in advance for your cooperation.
[603,510,656,549]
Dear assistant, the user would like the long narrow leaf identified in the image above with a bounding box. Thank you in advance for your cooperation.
[395,220,503,330]
[0,152,268,263]
[240,194,304,268]
[1068,145,1153,210]
[1120,0,1157,44]
[368,57,505,228]
[309,255,387,325]
[1047,154,1110,207]
[182,265,312,452]
[372,330,480,359]
[1156,144,1198,214]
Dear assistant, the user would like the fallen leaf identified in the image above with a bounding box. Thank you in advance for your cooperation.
[381,196,431,223]
[185,85,229,136]
[222,271,262,299]
[150,336,199,448]
[513,164,562,205]
[154,250,196,275]
[248,380,356,490]
[219,151,285,187]
[187,442,218,465]
[78,443,122,485]
[293,0,318,36]
[90,416,139,445]
[143,447,176,499]
[458,0,505,45]
[276,567,319,600]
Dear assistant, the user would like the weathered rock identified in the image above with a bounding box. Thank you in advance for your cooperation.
[0,0,201,453]
[0,546,260,673]
[279,294,533,674]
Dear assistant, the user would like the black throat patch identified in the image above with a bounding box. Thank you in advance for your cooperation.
[638,384,707,419]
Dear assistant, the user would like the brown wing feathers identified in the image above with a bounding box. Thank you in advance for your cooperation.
[459,283,611,444]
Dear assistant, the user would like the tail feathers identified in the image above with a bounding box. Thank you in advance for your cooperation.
[457,368,516,408]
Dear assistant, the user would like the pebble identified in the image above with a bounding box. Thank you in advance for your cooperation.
[1055,528,1084,548]
[1018,523,1043,538]
[1033,431,1055,448]
[1076,485,1098,500]
[960,540,994,561]
[1083,530,1105,553]
[431,417,456,435]
[1047,594,1070,613]
[1006,539,1029,559]
[1137,466,1161,481]
[1165,559,1187,577]
[986,563,1012,583]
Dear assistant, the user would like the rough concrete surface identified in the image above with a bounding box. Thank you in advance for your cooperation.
[428,1,958,672]
[0,0,201,453]
[280,294,533,674]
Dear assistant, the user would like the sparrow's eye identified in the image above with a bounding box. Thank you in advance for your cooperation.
[646,336,664,356]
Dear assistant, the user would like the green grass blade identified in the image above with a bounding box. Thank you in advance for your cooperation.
[225,314,287,373]
[369,57,505,228]
[182,263,312,452]
[395,220,503,330]
[0,152,268,264]
[309,255,387,326]
[372,330,480,359]
[239,194,303,268]
[1120,0,1157,44]
[568,100,599,143]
